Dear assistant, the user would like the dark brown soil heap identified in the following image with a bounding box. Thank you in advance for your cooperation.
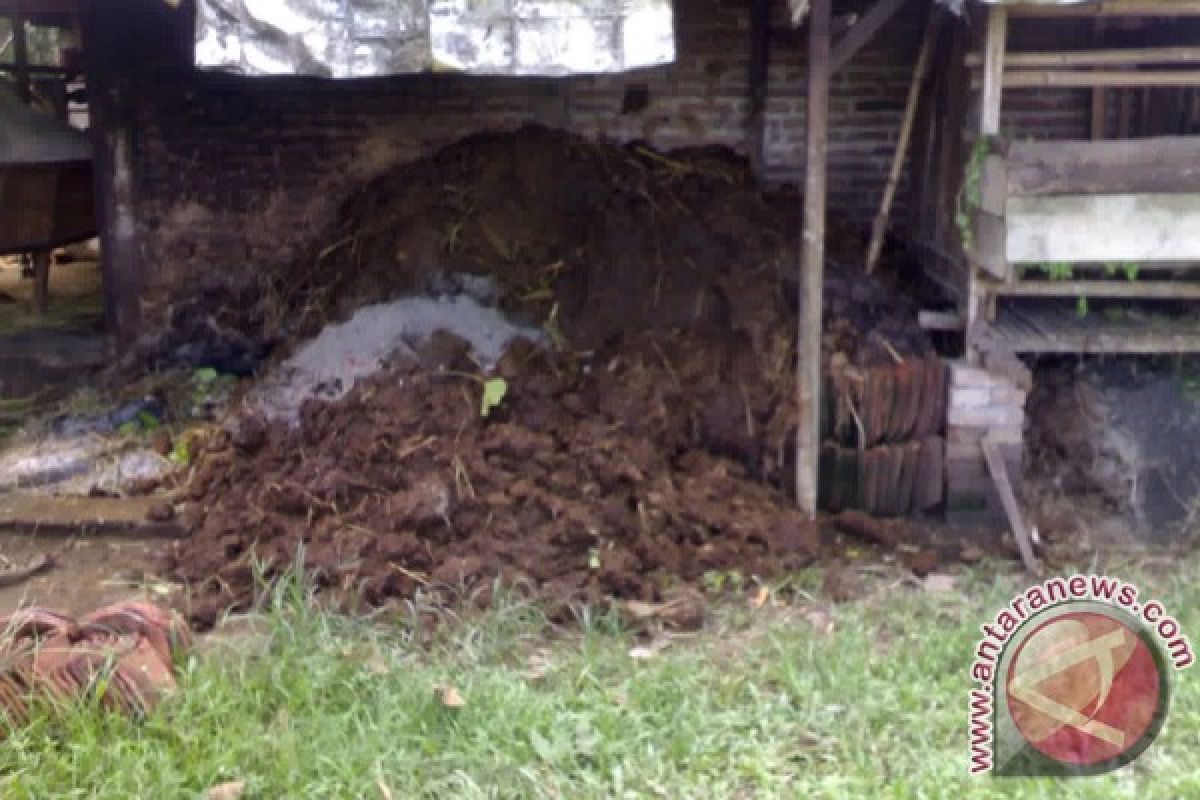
[167,126,937,626]
[273,124,927,366]
[169,339,821,628]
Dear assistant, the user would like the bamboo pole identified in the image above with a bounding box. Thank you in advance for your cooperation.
[967,45,1200,68]
[797,0,831,517]
[995,70,1200,89]
[865,13,939,274]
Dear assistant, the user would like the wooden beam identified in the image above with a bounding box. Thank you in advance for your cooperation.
[11,1,29,102]
[866,12,938,273]
[31,250,50,313]
[997,70,1200,89]
[830,0,907,74]
[968,46,1200,68]
[0,0,76,13]
[981,6,1007,136]
[981,434,1039,576]
[0,64,74,75]
[797,0,830,517]
[1008,1,1200,16]
[746,0,771,176]
[972,309,1200,355]
[918,310,965,331]
[1007,193,1200,263]
[1089,20,1107,140]
[78,0,141,342]
[995,281,1200,298]
[1011,136,1200,197]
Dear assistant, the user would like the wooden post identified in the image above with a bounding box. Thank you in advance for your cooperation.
[747,0,771,177]
[797,0,831,517]
[11,0,30,102]
[78,1,143,343]
[31,250,50,313]
[865,13,939,273]
[980,6,1007,136]
[982,434,1039,575]
[1090,20,1107,139]
[830,0,908,74]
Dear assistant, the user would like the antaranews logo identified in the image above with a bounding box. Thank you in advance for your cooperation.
[968,574,1193,776]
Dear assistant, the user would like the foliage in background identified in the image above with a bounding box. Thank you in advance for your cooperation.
[955,136,991,254]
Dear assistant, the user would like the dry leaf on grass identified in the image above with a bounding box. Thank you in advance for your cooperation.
[439,685,466,708]
[802,607,835,635]
[206,780,246,800]
[922,573,958,593]
[629,640,670,661]
[621,589,705,631]
[524,648,554,681]
[960,544,985,563]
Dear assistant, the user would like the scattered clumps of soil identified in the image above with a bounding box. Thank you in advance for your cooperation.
[168,341,821,628]
[164,126,941,626]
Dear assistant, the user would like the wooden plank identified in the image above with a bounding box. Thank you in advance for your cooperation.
[830,0,908,74]
[866,12,938,273]
[979,153,1007,215]
[968,46,1200,68]
[1007,1,1200,16]
[981,6,1007,136]
[746,0,771,176]
[1010,161,1200,195]
[0,0,78,14]
[0,64,74,76]
[982,434,1039,575]
[1007,193,1200,263]
[918,310,965,331]
[1089,20,1107,140]
[1008,137,1200,196]
[797,0,830,517]
[0,493,187,539]
[11,0,30,102]
[997,70,1200,89]
[996,281,1200,299]
[972,210,1008,279]
[972,310,1200,355]
[31,250,50,312]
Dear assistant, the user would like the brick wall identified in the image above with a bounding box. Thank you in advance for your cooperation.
[129,70,567,314]
[95,0,1096,333]
[565,0,929,227]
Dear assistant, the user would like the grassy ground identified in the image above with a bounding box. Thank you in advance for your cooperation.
[0,259,104,338]
[0,553,1197,799]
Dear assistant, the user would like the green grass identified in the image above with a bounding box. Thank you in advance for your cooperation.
[0,294,103,338]
[1,555,1198,799]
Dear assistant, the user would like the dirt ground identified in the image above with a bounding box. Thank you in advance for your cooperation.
[0,533,166,617]
[0,255,103,330]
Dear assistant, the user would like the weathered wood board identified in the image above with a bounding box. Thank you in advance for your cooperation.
[1006,193,1200,263]
[1008,137,1200,196]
